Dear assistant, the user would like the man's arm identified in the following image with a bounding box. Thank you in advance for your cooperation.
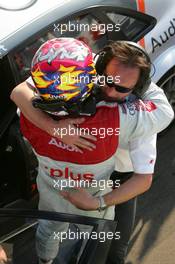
[61,135,156,210]
[102,134,156,207]
[10,82,56,131]
[119,83,174,143]
[60,173,152,210]
[10,81,97,151]
[103,173,152,206]
[11,81,174,150]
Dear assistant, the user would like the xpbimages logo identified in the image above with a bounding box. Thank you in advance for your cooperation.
[43,165,121,190]
[53,125,120,139]
[53,229,121,243]
[53,178,121,191]
[53,21,121,35]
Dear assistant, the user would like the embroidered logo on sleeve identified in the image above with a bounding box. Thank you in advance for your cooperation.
[121,100,157,115]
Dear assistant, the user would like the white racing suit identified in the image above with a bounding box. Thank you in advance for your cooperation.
[20,82,173,261]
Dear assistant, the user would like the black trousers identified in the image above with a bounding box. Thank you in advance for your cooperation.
[106,171,137,264]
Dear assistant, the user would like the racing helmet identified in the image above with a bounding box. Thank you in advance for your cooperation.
[31,38,97,115]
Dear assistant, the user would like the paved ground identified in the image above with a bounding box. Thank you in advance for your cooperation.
[126,122,175,264]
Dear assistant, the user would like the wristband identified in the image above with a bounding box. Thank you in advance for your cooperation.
[97,195,107,212]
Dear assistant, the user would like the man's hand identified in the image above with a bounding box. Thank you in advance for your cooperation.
[49,117,97,153]
[0,245,7,264]
[60,187,99,211]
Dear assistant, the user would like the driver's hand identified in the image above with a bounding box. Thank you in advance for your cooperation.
[0,245,8,264]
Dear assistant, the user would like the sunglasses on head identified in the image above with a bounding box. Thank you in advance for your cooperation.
[103,74,135,94]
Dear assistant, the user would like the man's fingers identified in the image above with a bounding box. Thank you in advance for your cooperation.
[60,191,69,199]
[68,117,85,125]
[80,133,97,141]
[78,138,96,149]
[73,186,84,191]
[75,138,96,151]
[73,145,83,154]
[76,143,93,151]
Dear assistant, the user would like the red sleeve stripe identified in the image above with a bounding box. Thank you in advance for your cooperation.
[137,0,146,48]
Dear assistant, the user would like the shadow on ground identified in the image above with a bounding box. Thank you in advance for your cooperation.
[126,122,175,263]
